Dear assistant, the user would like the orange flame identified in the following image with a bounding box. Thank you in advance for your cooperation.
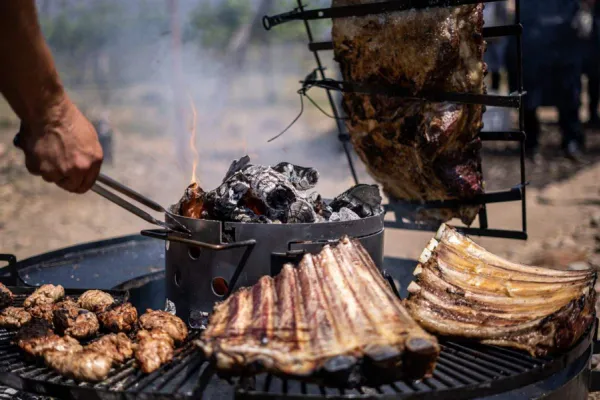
[188,93,199,184]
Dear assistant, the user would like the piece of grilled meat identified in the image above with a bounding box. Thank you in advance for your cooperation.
[77,290,114,313]
[44,349,113,382]
[0,307,31,329]
[139,310,188,344]
[86,333,133,364]
[405,224,597,357]
[135,329,175,374]
[332,2,485,225]
[0,283,14,309]
[28,303,54,324]
[17,319,83,357]
[23,284,64,308]
[98,303,138,333]
[197,237,439,386]
[53,300,100,339]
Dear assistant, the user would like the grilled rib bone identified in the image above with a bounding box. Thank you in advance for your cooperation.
[196,237,439,386]
[405,224,596,357]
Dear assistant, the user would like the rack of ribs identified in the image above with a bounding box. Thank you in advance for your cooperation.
[405,224,597,357]
[196,237,439,386]
[332,1,486,224]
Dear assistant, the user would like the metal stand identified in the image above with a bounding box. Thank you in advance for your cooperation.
[264,0,527,240]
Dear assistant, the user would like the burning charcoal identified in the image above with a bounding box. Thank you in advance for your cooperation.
[272,162,319,191]
[329,207,360,222]
[223,155,251,182]
[286,200,317,223]
[329,184,384,218]
[229,208,272,223]
[174,156,381,225]
[174,182,205,219]
[308,193,333,220]
[206,165,299,222]
[202,181,251,220]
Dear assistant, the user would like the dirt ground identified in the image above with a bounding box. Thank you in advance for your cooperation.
[1,90,600,268]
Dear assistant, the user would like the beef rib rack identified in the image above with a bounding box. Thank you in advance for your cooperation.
[332,1,486,225]
[195,237,439,387]
[405,224,597,357]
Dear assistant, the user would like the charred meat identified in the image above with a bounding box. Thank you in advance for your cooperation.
[0,307,31,329]
[44,349,113,382]
[24,284,64,308]
[0,283,13,309]
[134,329,175,374]
[53,301,100,339]
[98,303,138,333]
[86,333,134,365]
[28,303,55,324]
[77,290,114,313]
[405,224,597,357]
[139,310,188,344]
[196,237,439,386]
[17,319,82,357]
[332,2,485,225]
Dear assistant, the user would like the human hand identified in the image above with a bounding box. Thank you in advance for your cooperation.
[17,96,103,193]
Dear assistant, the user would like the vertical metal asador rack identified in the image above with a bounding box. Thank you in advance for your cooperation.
[263,0,527,240]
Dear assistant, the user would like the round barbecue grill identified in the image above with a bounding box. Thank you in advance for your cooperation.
[1,236,599,400]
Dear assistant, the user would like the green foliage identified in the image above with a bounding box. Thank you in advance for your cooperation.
[41,2,123,55]
[186,0,330,51]
[40,1,169,55]
[187,0,254,49]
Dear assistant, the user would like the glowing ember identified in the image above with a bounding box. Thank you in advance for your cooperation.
[188,94,199,184]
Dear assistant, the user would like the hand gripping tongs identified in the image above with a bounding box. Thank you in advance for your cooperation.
[13,129,190,235]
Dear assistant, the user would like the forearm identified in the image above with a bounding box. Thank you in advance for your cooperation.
[0,0,65,127]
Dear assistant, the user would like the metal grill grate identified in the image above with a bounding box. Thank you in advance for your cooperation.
[0,288,593,399]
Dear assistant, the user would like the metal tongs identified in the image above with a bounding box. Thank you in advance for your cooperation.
[92,174,191,235]
[13,129,189,235]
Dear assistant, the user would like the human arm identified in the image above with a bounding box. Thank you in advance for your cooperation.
[0,0,103,193]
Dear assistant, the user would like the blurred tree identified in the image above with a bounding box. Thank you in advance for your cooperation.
[39,0,169,97]
[186,0,330,52]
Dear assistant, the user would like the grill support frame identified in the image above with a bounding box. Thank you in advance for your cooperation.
[263,0,528,241]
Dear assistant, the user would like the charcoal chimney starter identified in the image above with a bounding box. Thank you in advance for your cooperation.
[160,211,385,328]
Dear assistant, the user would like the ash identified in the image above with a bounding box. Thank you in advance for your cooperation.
[174,156,384,224]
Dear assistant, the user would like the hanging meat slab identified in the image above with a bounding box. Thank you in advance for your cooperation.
[332,1,486,225]
[405,224,597,357]
[195,237,439,387]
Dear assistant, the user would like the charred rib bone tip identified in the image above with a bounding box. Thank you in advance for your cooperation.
[322,355,358,373]
[406,337,439,356]
[364,345,402,363]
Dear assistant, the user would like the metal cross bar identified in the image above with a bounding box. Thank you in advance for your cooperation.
[263,0,507,30]
[302,78,523,108]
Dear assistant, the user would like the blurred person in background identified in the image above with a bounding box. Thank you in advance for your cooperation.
[507,0,594,162]
[483,2,509,93]
[0,1,103,193]
[583,0,600,126]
